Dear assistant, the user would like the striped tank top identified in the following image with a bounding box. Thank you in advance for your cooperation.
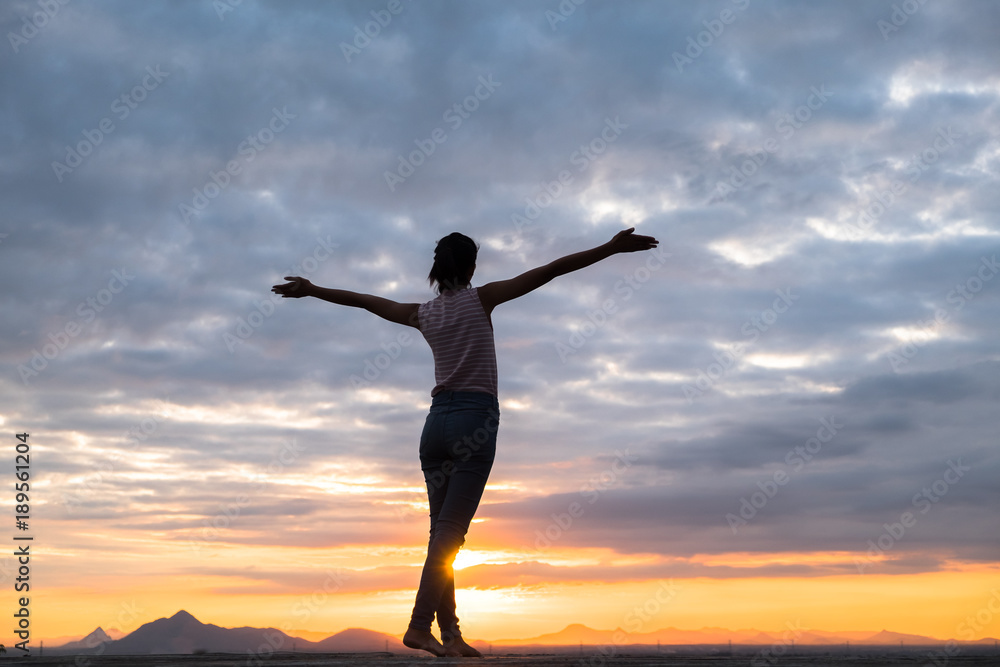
[417,286,498,397]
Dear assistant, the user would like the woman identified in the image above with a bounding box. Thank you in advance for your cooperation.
[272,226,659,657]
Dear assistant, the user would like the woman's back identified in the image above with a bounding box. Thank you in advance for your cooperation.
[418,287,497,397]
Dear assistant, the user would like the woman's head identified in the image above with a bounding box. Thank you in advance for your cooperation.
[428,232,479,294]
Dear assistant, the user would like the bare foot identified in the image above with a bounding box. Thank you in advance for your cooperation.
[403,628,460,657]
[448,636,483,658]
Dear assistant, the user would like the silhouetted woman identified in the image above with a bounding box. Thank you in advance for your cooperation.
[272,227,659,657]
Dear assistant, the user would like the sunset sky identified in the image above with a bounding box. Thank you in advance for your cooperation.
[2,0,999,648]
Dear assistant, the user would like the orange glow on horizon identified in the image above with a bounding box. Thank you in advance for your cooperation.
[23,558,1000,646]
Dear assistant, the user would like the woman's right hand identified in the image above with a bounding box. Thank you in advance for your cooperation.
[271,276,314,298]
[608,227,659,254]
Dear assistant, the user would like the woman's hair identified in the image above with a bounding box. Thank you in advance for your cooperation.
[428,232,479,294]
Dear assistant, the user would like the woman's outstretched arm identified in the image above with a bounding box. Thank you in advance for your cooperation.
[477,227,658,314]
[271,277,420,328]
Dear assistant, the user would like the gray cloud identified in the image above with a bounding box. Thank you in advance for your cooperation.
[2,0,998,608]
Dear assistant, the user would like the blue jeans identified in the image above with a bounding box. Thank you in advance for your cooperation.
[408,390,499,641]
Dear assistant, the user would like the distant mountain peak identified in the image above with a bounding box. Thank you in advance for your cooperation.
[169,610,198,621]
[860,629,941,645]
[85,627,112,642]
[51,626,113,651]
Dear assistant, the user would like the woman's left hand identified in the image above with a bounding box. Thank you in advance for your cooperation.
[271,276,314,298]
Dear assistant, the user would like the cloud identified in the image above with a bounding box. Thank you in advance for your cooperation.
[1,0,999,631]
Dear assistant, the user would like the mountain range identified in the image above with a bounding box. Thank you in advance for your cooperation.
[46,611,421,656]
[43,611,998,656]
